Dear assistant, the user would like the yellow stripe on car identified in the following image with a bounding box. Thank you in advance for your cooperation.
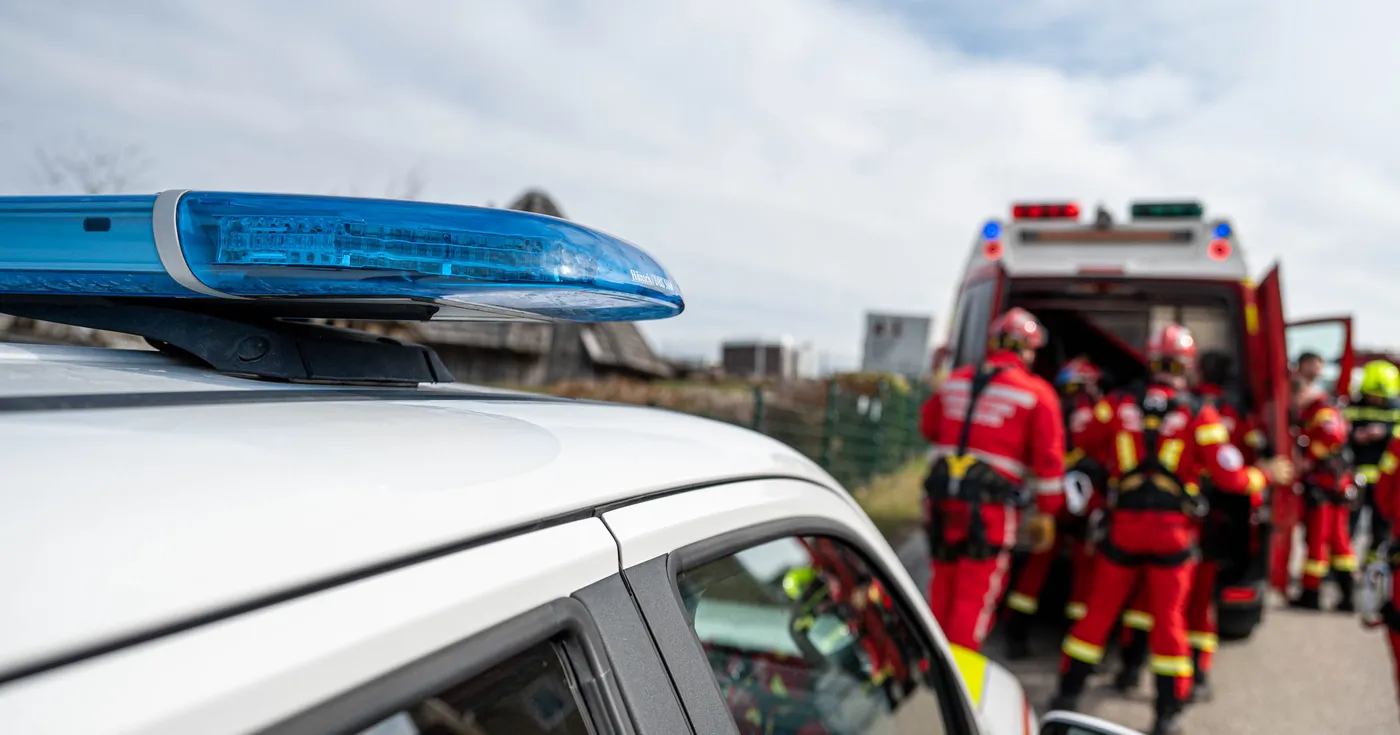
[949,643,989,707]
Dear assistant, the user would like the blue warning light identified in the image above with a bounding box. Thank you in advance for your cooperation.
[982,221,1002,240]
[1213,222,1231,239]
[0,190,684,322]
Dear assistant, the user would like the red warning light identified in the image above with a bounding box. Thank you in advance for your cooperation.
[1012,202,1080,220]
[1208,238,1232,261]
[983,239,1004,260]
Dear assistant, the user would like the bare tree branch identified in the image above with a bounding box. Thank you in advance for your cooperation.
[33,133,151,194]
[384,166,427,201]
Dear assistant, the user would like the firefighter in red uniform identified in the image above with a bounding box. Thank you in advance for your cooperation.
[1048,324,1291,735]
[1004,356,1107,659]
[1291,391,1359,611]
[1365,434,1400,722]
[921,308,1066,652]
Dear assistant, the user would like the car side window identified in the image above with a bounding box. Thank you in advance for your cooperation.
[676,535,956,735]
[351,639,596,735]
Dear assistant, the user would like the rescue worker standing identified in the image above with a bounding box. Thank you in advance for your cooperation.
[1345,360,1400,543]
[1364,431,1400,721]
[921,308,1066,652]
[1292,389,1358,611]
[1004,356,1106,659]
[1048,324,1292,735]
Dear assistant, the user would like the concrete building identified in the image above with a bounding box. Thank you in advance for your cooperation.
[722,336,814,381]
[861,312,934,378]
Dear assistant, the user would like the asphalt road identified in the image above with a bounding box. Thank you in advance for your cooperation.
[897,534,1400,734]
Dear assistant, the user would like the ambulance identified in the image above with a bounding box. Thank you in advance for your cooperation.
[932,200,1355,640]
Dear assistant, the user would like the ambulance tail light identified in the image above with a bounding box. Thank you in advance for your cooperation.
[1011,202,1079,220]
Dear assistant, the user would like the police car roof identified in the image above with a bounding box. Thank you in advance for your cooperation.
[0,343,835,681]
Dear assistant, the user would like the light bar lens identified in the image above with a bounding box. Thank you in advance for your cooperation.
[1012,203,1079,220]
[1214,222,1232,238]
[1130,201,1204,219]
[0,195,188,296]
[982,221,1001,239]
[0,191,684,322]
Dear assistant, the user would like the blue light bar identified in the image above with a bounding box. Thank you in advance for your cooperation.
[1214,222,1231,239]
[982,221,1001,240]
[0,191,684,321]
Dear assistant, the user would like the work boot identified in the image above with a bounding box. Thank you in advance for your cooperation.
[1291,587,1321,610]
[1188,649,1213,703]
[1335,573,1357,613]
[1153,675,1188,735]
[1049,659,1094,713]
[1114,631,1148,694]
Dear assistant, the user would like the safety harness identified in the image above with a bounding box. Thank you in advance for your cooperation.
[1100,386,1208,567]
[923,364,1028,562]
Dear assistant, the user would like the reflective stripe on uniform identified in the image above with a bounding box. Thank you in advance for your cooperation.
[1007,592,1038,614]
[1151,654,1194,677]
[1065,602,1087,620]
[928,445,1027,480]
[1382,452,1399,474]
[1122,609,1155,631]
[1094,400,1114,423]
[1116,431,1137,472]
[1062,636,1104,664]
[1246,467,1267,495]
[1187,631,1219,652]
[1195,423,1229,446]
[1245,429,1266,448]
[1159,439,1185,472]
[1361,464,1383,484]
[1332,554,1358,572]
[1304,559,1331,578]
[1031,476,1064,495]
[949,643,989,706]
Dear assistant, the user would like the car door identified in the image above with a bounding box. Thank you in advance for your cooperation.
[601,478,986,735]
[1284,315,1356,397]
[0,519,684,735]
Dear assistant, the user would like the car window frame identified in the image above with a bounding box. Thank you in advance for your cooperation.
[263,598,634,735]
[622,515,979,735]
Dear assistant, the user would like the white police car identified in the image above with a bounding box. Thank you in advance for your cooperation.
[0,190,1136,735]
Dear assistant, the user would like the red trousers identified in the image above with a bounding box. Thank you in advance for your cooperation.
[1302,501,1357,590]
[1117,561,1219,675]
[1006,537,1095,620]
[1271,489,1301,594]
[929,550,1013,651]
[1063,555,1197,701]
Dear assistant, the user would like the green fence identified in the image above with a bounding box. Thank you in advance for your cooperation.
[690,380,932,491]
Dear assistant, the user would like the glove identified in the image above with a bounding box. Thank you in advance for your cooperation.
[1026,512,1056,554]
[1260,456,1296,487]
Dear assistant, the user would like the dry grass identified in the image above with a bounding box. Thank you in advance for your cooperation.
[850,458,927,545]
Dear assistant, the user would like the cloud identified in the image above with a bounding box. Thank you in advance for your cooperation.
[2,0,1399,366]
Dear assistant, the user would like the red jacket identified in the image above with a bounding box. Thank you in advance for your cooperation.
[1196,383,1267,464]
[1373,436,1400,535]
[920,350,1066,546]
[1080,384,1268,557]
[1063,392,1107,520]
[1299,400,1352,493]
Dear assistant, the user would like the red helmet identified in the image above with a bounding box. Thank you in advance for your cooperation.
[988,308,1047,352]
[1147,323,1197,373]
[1055,356,1102,393]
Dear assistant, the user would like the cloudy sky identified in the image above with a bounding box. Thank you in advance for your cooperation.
[1,0,1395,369]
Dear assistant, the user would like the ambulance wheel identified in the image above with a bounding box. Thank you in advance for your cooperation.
[1218,605,1263,641]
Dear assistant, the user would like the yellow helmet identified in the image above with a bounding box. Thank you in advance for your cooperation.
[1360,360,1400,398]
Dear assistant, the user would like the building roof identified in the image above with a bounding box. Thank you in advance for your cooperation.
[0,343,831,679]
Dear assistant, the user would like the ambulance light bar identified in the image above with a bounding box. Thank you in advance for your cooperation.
[0,190,684,322]
[1130,201,1204,220]
[1011,202,1079,220]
